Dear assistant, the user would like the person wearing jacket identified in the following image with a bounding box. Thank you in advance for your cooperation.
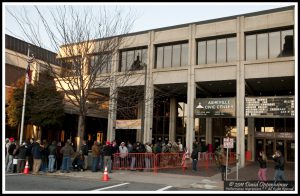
[31,140,43,175]
[80,140,89,170]
[17,142,27,173]
[91,141,100,172]
[60,140,74,173]
[48,141,57,173]
[191,146,200,172]
[103,141,113,173]
[257,151,267,181]
[272,150,285,183]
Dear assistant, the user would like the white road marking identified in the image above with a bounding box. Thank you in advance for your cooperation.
[92,182,130,191]
[156,185,173,191]
[6,173,21,176]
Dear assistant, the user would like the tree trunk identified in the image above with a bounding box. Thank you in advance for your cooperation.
[77,114,85,152]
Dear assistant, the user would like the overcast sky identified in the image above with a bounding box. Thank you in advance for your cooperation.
[4,2,296,52]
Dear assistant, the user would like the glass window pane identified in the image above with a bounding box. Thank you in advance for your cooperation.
[172,44,181,67]
[181,43,188,66]
[246,35,256,60]
[121,51,126,72]
[156,47,163,68]
[281,29,294,56]
[269,31,281,58]
[106,54,112,73]
[163,45,172,68]
[217,38,226,63]
[227,37,236,62]
[207,40,216,64]
[141,49,148,66]
[197,41,206,65]
[257,33,268,59]
[126,50,134,70]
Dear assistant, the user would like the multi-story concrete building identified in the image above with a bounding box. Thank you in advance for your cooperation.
[74,5,294,168]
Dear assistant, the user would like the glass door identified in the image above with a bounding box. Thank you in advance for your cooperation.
[276,140,285,158]
[255,139,264,160]
[286,140,295,162]
[266,139,274,160]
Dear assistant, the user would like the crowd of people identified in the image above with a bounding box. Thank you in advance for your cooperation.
[5,137,189,175]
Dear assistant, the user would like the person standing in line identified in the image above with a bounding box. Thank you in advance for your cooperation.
[60,140,74,173]
[80,140,89,171]
[103,141,113,173]
[91,141,100,172]
[218,146,227,181]
[272,150,285,183]
[257,151,267,181]
[48,141,57,173]
[31,140,43,175]
[119,142,128,169]
[17,142,27,173]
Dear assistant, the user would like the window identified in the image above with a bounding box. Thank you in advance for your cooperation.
[281,30,294,56]
[181,43,189,66]
[197,41,206,65]
[245,28,294,60]
[197,36,236,65]
[163,46,172,68]
[119,47,148,71]
[227,37,236,62]
[155,42,189,68]
[246,35,256,60]
[257,33,268,59]
[156,47,164,69]
[269,32,281,58]
[217,38,226,63]
[90,53,112,74]
[172,44,181,67]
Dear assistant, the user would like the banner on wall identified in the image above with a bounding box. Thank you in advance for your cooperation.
[116,119,142,129]
[194,97,236,117]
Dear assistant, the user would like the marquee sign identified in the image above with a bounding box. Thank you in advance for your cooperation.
[245,96,294,117]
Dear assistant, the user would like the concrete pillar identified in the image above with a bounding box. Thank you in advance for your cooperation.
[236,16,246,167]
[107,51,118,142]
[247,118,255,161]
[137,101,143,142]
[206,118,213,145]
[143,31,154,144]
[186,24,196,152]
[169,97,177,142]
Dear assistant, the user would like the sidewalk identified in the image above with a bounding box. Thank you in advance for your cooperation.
[45,161,295,191]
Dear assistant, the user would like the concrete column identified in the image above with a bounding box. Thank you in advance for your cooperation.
[137,101,143,142]
[247,118,255,161]
[236,16,246,167]
[206,118,213,145]
[107,51,118,142]
[186,24,196,152]
[169,97,177,142]
[143,31,154,144]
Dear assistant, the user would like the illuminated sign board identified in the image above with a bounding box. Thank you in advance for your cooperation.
[245,96,294,117]
[194,97,236,117]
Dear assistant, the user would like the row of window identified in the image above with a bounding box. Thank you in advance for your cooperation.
[87,28,294,73]
[245,29,294,60]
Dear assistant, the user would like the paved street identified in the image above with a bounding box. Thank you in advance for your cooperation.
[5,173,207,192]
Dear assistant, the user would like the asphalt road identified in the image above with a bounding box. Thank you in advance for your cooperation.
[4,173,204,192]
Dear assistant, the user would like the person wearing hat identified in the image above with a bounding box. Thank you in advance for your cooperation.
[119,142,128,169]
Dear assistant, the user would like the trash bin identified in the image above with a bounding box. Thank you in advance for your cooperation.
[245,151,252,161]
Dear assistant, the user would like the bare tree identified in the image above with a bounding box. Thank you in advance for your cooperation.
[7,5,142,150]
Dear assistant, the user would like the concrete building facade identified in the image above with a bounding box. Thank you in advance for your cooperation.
[93,6,295,168]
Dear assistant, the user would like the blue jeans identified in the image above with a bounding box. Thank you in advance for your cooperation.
[192,159,198,171]
[48,155,56,172]
[274,169,285,183]
[61,156,70,172]
[92,157,99,172]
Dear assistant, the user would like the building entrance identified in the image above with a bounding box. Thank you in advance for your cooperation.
[255,138,294,162]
